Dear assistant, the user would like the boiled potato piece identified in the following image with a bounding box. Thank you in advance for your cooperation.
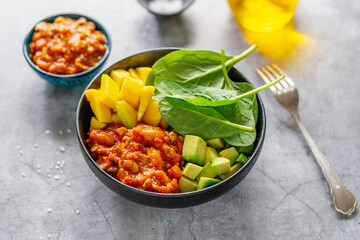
[110,69,129,88]
[89,117,107,132]
[100,74,119,109]
[85,89,112,123]
[142,100,161,126]
[116,100,137,129]
[136,67,152,82]
[137,86,155,121]
[119,76,144,109]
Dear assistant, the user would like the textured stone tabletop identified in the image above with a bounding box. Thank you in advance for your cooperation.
[1,0,359,239]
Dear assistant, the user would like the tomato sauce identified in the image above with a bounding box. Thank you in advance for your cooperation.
[87,123,184,193]
[29,17,107,75]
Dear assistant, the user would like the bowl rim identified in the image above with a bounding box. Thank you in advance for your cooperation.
[22,13,112,79]
[137,0,195,17]
[76,47,266,198]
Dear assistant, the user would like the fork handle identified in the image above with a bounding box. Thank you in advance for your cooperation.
[288,109,357,216]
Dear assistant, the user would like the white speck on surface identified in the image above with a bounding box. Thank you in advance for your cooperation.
[67,182,71,187]
[46,169,50,173]
[60,170,63,174]
[66,129,72,133]
[48,234,51,239]
[37,169,42,173]
[91,210,95,215]
[34,143,38,148]
[40,237,43,240]
[47,208,52,213]
[61,160,65,165]
[19,149,23,155]
[56,161,60,165]
[336,184,340,189]
[22,172,26,178]
[45,130,50,134]
[54,175,60,180]
[47,174,51,178]
[59,146,65,152]
[55,165,59,170]
[16,145,21,149]
[76,210,80,215]
[36,164,41,169]
[58,130,63,135]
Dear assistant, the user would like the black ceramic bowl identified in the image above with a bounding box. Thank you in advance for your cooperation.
[23,13,111,87]
[76,48,266,208]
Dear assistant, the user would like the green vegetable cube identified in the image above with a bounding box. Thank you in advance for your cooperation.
[211,157,231,175]
[196,162,216,181]
[183,163,203,180]
[179,176,198,193]
[206,138,225,149]
[236,153,248,165]
[197,177,221,190]
[219,163,242,180]
[182,135,207,166]
[205,147,219,164]
[236,144,254,155]
[219,147,239,165]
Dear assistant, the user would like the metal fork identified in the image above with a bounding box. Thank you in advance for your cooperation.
[256,64,357,216]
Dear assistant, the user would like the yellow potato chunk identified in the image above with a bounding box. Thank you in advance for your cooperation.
[119,76,144,109]
[128,68,139,79]
[100,74,119,109]
[116,100,137,129]
[110,69,129,88]
[159,117,169,129]
[85,89,112,123]
[89,117,107,132]
[136,67,152,82]
[111,113,122,124]
[142,100,161,126]
[137,86,155,121]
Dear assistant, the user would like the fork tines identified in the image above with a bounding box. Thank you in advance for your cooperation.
[256,64,295,92]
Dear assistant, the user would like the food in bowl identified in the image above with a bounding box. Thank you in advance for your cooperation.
[83,46,282,194]
[29,16,107,74]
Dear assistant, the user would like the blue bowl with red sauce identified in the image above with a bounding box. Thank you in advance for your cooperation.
[76,48,266,208]
[23,13,111,87]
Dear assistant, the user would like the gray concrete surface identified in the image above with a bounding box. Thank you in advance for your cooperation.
[1,0,359,239]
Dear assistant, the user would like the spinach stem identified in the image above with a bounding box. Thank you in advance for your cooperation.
[231,75,285,101]
[221,49,234,90]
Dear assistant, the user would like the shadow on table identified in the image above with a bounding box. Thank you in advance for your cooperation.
[138,14,193,48]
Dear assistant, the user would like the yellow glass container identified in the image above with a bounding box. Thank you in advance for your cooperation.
[227,0,299,32]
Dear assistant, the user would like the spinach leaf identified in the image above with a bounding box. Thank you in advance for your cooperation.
[158,97,254,140]
[220,50,256,146]
[154,76,282,107]
[146,45,257,88]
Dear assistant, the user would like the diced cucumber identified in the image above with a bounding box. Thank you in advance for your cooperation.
[182,135,207,166]
[179,176,198,192]
[219,147,239,165]
[197,177,221,190]
[183,163,203,180]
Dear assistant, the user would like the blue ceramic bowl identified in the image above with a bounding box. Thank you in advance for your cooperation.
[23,13,111,87]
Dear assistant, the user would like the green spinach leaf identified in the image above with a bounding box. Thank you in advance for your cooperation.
[158,97,254,140]
[146,45,257,88]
